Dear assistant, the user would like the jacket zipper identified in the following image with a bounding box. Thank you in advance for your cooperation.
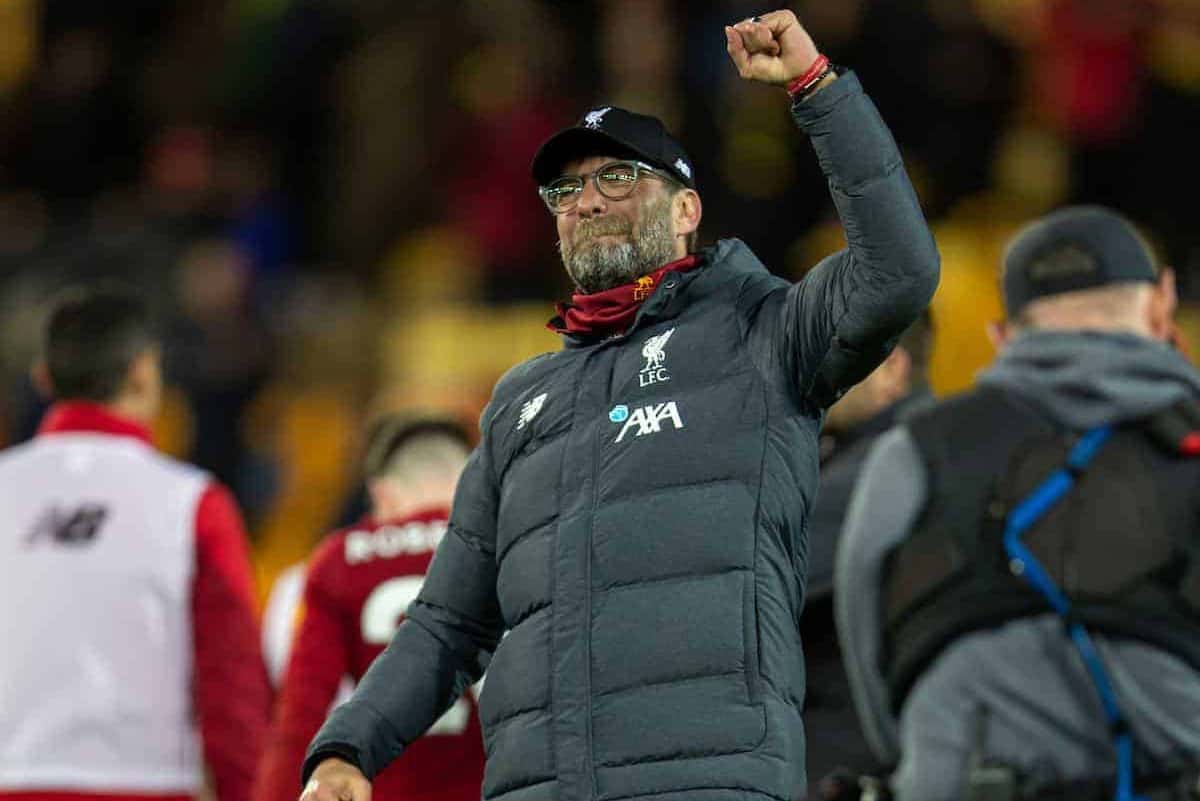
[583,350,607,799]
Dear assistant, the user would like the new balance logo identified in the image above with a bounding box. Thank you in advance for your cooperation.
[517,392,548,430]
[614,401,685,443]
[25,503,109,547]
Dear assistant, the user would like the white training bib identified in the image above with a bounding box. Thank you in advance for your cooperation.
[0,433,207,792]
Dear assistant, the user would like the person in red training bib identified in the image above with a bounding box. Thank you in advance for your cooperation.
[253,415,485,801]
[0,286,270,801]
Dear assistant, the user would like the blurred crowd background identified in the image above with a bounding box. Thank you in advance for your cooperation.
[2,0,1200,593]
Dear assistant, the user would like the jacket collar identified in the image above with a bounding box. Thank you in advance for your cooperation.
[37,401,154,446]
[551,238,771,348]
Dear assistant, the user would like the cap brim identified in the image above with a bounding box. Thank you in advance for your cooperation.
[531,127,647,186]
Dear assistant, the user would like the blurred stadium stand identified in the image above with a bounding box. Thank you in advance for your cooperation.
[2,0,1200,597]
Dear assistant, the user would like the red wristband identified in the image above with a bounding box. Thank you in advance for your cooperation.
[786,54,831,98]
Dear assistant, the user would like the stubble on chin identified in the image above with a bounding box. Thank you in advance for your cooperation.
[560,196,676,295]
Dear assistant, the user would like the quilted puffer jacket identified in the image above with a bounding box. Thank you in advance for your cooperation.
[303,71,939,801]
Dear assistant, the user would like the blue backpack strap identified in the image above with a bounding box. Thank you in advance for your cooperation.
[1002,425,1148,801]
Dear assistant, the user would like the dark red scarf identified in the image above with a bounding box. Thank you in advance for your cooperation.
[549,255,701,337]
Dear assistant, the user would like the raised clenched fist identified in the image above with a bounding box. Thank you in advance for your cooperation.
[724,9,821,87]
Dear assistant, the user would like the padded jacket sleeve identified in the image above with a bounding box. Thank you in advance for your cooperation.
[742,71,940,408]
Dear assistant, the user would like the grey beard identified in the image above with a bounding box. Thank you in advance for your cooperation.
[560,198,677,294]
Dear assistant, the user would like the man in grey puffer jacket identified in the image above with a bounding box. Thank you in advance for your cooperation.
[837,206,1200,801]
[301,10,939,801]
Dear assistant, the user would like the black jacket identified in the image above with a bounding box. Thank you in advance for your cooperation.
[304,71,939,801]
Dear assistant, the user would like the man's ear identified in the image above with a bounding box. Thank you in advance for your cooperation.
[986,320,1011,352]
[673,189,702,239]
[1150,268,1178,342]
[30,359,54,400]
[125,348,158,396]
[367,478,388,513]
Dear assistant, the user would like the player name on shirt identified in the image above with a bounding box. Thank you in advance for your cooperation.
[343,519,447,565]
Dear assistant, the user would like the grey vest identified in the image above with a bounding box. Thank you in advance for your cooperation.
[882,386,1200,710]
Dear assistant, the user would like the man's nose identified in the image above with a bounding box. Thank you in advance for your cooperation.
[575,178,607,217]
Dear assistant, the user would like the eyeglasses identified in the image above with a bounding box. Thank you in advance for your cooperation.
[539,160,676,214]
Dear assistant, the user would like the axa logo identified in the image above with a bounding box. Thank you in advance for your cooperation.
[639,327,675,387]
[583,107,612,130]
[517,392,548,430]
[611,401,685,443]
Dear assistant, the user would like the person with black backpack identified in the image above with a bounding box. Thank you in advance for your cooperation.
[835,206,1200,801]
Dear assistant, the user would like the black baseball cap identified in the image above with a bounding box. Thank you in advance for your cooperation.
[531,105,696,189]
[1002,205,1158,317]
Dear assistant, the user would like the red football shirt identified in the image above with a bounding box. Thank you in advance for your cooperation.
[253,508,485,801]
